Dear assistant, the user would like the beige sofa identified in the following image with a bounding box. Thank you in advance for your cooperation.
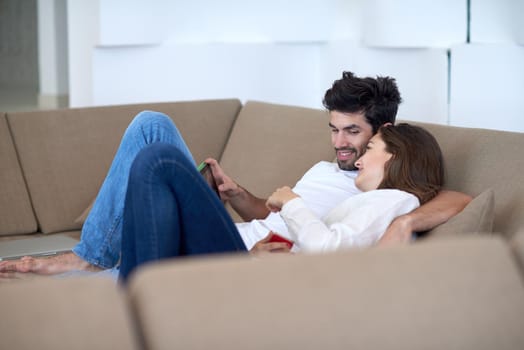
[1,100,524,349]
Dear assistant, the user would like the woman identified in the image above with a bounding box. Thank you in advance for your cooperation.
[264,123,444,252]
[119,123,444,282]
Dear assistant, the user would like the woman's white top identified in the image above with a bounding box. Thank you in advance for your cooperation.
[280,189,420,253]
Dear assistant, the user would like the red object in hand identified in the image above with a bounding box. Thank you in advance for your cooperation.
[268,233,294,249]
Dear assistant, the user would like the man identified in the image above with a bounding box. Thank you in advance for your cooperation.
[0,71,471,275]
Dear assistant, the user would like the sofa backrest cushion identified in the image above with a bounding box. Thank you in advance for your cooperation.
[0,277,139,350]
[7,99,241,233]
[0,113,37,235]
[406,121,524,238]
[128,237,524,350]
[424,188,495,240]
[219,101,334,220]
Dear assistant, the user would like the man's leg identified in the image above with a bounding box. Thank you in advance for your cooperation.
[0,111,194,275]
[120,144,246,283]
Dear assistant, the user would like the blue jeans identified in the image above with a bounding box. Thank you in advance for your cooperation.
[119,144,247,282]
[73,111,195,268]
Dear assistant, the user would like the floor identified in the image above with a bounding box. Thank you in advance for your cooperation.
[0,86,68,113]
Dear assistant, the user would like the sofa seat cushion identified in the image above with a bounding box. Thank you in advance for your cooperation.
[129,237,524,350]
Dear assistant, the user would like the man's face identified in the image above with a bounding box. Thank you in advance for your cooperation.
[329,110,374,171]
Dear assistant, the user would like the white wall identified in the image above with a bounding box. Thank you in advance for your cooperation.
[361,0,466,47]
[321,42,448,124]
[37,0,68,97]
[66,0,99,107]
[450,44,524,132]
[92,43,322,108]
[470,0,524,44]
[64,0,524,132]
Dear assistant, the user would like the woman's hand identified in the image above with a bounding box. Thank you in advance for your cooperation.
[249,232,292,256]
[266,186,299,212]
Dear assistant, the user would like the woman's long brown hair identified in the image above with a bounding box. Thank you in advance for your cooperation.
[378,123,444,204]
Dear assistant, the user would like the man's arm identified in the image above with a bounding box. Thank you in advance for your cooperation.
[379,190,472,245]
[205,158,270,221]
[228,185,270,221]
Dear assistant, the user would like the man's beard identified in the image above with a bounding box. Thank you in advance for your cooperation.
[337,159,358,171]
[335,147,360,171]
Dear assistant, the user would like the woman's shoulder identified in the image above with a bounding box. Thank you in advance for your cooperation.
[353,189,419,205]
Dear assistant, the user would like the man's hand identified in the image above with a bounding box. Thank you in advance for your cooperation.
[205,158,243,202]
[378,215,413,246]
[266,186,299,212]
[250,232,292,256]
[378,190,472,246]
[205,158,270,221]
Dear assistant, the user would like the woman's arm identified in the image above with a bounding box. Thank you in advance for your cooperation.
[276,190,419,252]
[379,190,472,245]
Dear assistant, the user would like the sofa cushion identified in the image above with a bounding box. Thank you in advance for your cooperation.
[129,237,524,350]
[404,121,524,238]
[7,100,241,233]
[510,230,524,276]
[0,277,139,350]
[423,188,495,240]
[74,199,94,225]
[219,101,334,220]
[0,113,37,235]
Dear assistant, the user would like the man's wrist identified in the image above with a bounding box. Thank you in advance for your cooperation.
[394,214,415,233]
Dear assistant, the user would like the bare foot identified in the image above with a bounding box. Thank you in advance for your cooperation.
[0,252,101,275]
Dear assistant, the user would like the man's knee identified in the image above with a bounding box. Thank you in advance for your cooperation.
[131,110,171,127]
[132,143,188,174]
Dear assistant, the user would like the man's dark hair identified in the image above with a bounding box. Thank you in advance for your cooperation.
[322,71,402,133]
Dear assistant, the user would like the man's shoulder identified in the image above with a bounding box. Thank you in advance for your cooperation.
[307,161,357,177]
[308,161,338,172]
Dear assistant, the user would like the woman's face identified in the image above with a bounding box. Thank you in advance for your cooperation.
[354,133,392,192]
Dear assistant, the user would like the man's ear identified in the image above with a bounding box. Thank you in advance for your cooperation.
[383,122,393,127]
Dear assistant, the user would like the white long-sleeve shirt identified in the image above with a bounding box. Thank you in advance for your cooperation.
[237,161,361,249]
[280,189,420,253]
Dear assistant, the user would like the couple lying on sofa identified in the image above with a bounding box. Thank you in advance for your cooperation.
[0,71,471,281]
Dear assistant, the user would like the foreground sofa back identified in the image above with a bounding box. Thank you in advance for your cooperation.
[2,100,241,236]
[2,236,523,350]
[128,236,524,350]
[0,277,140,350]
